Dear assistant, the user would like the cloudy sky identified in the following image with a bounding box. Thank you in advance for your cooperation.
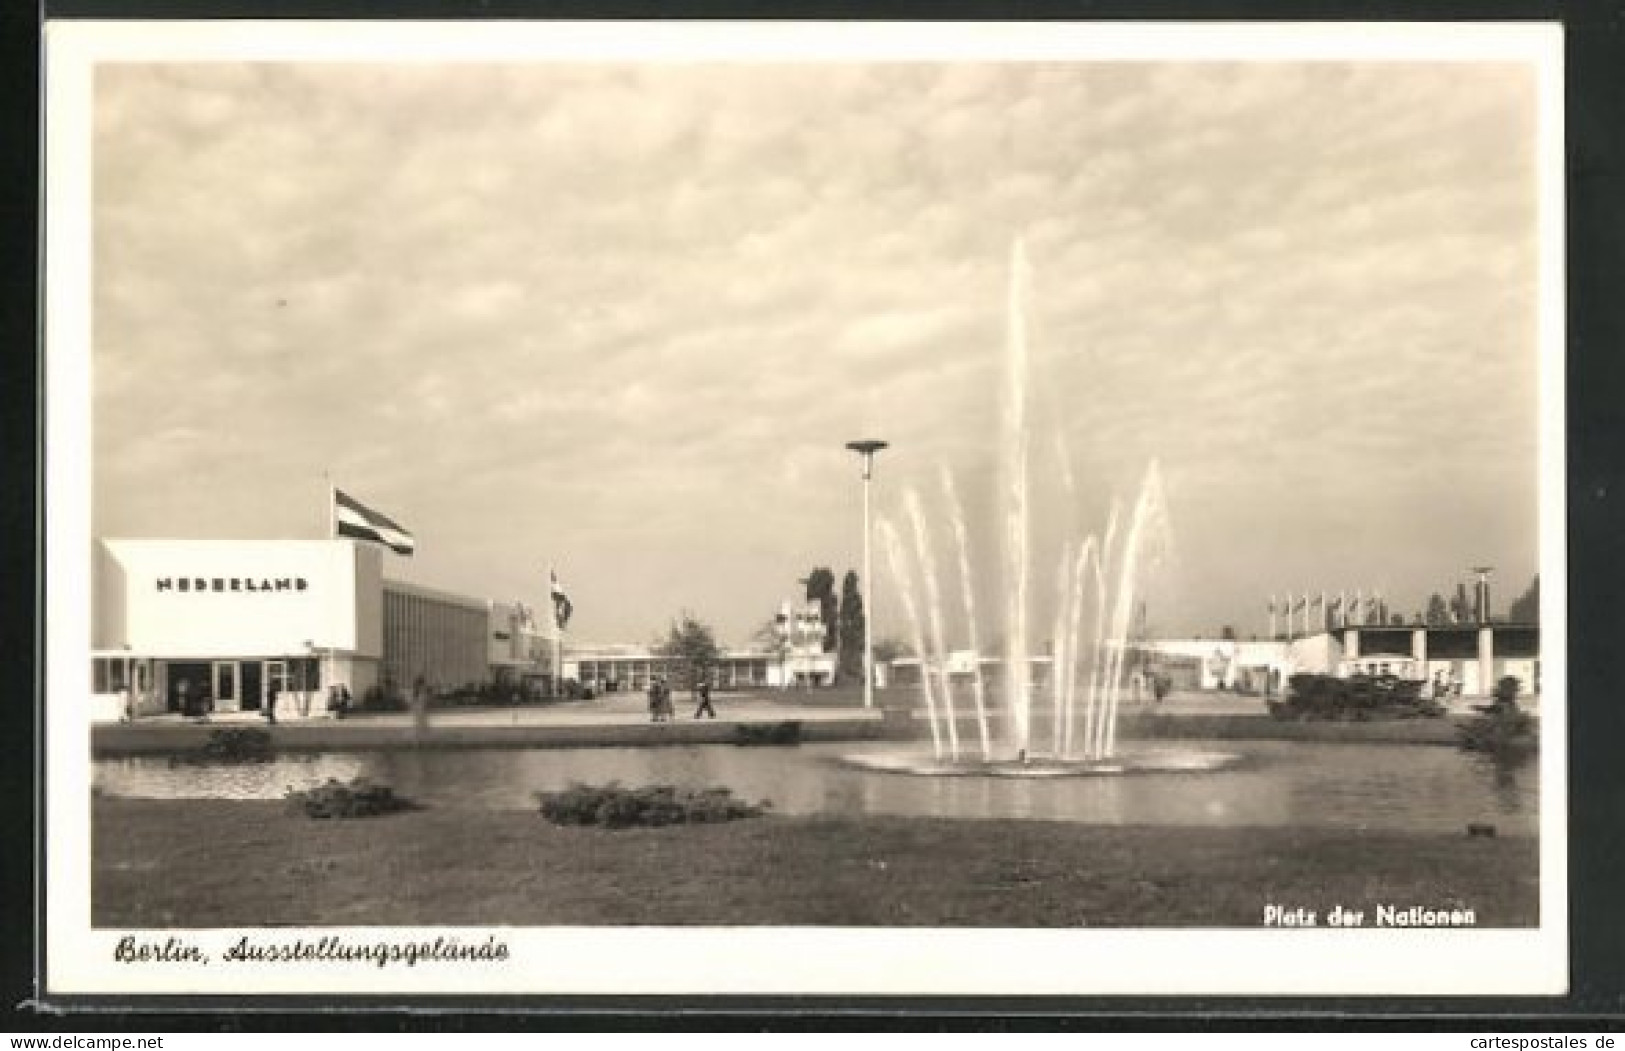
[90,56,1545,647]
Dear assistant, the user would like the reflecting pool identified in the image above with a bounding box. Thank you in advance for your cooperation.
[93,739,1537,835]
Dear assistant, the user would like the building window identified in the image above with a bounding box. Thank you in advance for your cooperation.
[92,658,128,694]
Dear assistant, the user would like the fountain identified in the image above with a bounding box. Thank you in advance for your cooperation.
[845,241,1241,779]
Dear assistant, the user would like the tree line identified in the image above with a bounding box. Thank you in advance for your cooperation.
[654,565,904,686]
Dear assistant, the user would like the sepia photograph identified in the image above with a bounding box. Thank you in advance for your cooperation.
[44,20,1566,998]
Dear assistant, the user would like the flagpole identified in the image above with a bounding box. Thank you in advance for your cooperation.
[550,568,565,698]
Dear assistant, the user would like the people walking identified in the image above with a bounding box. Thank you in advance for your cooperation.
[693,678,716,719]
[411,674,431,739]
[649,676,676,722]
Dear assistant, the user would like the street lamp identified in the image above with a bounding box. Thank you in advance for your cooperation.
[1470,566,1495,624]
[845,439,889,709]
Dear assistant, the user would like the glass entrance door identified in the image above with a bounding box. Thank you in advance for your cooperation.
[240,661,264,711]
[211,661,239,712]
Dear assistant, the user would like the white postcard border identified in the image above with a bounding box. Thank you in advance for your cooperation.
[44,18,1568,999]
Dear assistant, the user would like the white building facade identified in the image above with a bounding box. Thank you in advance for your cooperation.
[90,537,558,722]
[91,538,386,721]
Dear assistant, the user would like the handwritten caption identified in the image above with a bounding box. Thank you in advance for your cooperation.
[114,934,511,968]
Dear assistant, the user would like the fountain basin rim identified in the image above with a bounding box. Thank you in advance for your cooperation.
[836,748,1245,778]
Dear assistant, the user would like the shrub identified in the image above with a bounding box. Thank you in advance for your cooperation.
[286,777,419,819]
[731,721,803,746]
[1457,712,1538,756]
[1270,673,1443,721]
[360,685,406,712]
[176,727,274,764]
[536,781,769,829]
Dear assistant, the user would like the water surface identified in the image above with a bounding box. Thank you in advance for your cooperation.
[93,739,1537,835]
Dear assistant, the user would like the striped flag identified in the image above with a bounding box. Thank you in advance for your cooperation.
[334,489,414,556]
[550,569,573,631]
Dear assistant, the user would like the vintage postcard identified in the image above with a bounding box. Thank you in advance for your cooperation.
[44,20,1566,999]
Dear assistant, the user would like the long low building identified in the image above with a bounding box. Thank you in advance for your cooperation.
[89,537,558,722]
[564,601,842,692]
[887,623,1541,700]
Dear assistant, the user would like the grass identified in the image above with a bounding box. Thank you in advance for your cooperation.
[93,797,1538,928]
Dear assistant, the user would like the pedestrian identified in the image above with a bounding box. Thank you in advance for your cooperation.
[264,681,279,725]
[694,677,716,719]
[647,678,661,722]
[411,674,431,739]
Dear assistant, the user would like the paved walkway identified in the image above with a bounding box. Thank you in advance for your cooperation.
[93,687,1534,756]
[93,691,891,756]
[127,690,884,728]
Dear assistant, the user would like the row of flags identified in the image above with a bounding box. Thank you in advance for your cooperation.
[331,487,573,631]
[1268,593,1383,616]
[1268,591,1390,631]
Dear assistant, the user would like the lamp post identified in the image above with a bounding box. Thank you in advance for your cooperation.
[845,440,889,709]
[303,639,316,719]
[1470,566,1495,624]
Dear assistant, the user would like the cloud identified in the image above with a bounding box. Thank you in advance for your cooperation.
[88,58,1545,643]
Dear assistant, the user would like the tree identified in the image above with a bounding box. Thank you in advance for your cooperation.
[802,567,839,652]
[1450,582,1471,624]
[1426,593,1449,626]
[1508,574,1539,623]
[872,637,909,663]
[654,612,721,688]
[1220,624,1237,641]
[836,570,866,685]
[752,615,793,688]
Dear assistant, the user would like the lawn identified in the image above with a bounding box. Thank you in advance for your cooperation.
[93,797,1538,929]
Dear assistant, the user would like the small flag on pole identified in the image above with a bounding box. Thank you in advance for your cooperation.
[334,489,414,556]
[550,569,573,631]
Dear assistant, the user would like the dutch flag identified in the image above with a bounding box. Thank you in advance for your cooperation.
[334,489,415,556]
[550,569,573,631]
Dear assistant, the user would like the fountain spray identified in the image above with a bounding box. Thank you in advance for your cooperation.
[939,466,992,760]
[879,516,943,759]
[1003,239,1033,758]
[1062,534,1098,758]
[906,487,960,760]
